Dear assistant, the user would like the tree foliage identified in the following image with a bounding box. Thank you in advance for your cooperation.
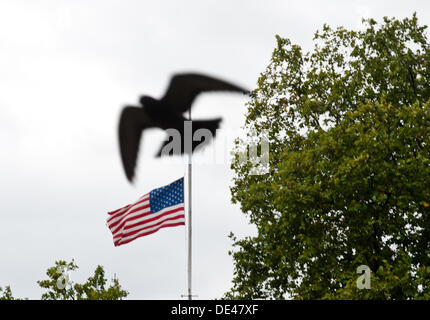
[1,260,128,300]
[0,286,18,300]
[227,14,430,299]
[38,260,128,300]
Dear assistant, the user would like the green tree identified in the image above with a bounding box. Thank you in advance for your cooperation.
[37,260,128,300]
[227,14,430,299]
[0,286,16,300]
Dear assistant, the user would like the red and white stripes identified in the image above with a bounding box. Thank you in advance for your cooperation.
[107,193,185,246]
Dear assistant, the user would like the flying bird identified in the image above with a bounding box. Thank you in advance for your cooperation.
[118,73,249,182]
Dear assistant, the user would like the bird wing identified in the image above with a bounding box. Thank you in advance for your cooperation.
[161,73,249,113]
[118,106,154,182]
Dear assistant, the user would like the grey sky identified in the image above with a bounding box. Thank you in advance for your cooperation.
[1,0,429,299]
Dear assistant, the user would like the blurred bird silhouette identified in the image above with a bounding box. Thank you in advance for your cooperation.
[118,73,249,182]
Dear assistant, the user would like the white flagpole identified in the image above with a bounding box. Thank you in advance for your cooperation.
[187,108,192,300]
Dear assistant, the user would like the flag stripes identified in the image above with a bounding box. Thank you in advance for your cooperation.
[107,178,185,246]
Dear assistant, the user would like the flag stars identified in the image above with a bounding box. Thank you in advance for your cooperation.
[149,178,184,213]
[107,177,185,246]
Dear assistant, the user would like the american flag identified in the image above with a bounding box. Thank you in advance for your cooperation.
[107,177,185,246]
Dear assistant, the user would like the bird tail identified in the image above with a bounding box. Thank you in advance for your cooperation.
[192,118,222,137]
[156,118,222,157]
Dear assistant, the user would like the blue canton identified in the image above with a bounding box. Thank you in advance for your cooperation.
[149,177,184,213]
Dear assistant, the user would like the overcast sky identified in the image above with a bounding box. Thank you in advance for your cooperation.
[1,0,430,300]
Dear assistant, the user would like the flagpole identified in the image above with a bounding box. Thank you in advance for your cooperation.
[187,108,192,301]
